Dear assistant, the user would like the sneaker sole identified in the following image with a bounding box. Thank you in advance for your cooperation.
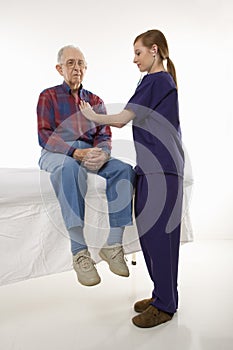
[77,276,101,287]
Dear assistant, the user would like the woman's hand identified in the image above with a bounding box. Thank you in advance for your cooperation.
[79,100,98,122]
[80,100,134,128]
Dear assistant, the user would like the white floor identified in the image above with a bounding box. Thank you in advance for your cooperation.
[0,240,233,350]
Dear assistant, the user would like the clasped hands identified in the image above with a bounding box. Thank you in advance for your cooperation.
[73,147,109,171]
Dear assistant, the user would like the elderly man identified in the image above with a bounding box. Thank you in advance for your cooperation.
[37,45,135,286]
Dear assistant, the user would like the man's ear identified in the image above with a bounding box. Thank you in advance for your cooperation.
[56,64,63,76]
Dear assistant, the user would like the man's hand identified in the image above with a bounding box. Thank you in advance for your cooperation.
[83,149,109,171]
[73,147,109,171]
[72,148,96,162]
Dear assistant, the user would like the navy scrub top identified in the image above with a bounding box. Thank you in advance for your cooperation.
[125,71,184,177]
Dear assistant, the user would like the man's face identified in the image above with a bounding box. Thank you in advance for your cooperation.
[56,47,87,90]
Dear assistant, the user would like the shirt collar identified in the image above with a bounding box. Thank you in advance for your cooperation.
[62,81,83,95]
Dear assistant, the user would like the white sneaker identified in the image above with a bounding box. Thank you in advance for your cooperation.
[99,244,129,277]
[73,249,101,286]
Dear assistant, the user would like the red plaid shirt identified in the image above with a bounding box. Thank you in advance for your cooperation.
[37,81,112,156]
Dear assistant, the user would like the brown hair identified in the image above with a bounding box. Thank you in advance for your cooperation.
[134,29,177,87]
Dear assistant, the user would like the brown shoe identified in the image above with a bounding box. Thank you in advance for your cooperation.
[132,305,173,328]
[134,298,155,313]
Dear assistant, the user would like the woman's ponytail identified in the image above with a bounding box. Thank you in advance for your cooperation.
[167,57,178,88]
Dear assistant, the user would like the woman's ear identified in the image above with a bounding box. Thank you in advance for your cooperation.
[150,44,158,55]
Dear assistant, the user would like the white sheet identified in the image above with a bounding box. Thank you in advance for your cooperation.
[0,168,193,286]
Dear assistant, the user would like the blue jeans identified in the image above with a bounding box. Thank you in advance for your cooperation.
[39,142,135,230]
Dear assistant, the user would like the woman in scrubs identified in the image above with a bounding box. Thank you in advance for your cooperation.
[80,29,184,328]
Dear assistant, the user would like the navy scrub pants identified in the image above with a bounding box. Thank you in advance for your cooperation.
[135,172,183,314]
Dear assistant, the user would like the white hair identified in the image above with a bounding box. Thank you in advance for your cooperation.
[57,45,85,63]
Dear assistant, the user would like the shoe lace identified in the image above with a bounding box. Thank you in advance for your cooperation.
[110,246,127,263]
[75,254,95,270]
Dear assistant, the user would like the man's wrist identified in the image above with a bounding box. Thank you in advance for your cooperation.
[103,151,110,161]
[72,149,84,161]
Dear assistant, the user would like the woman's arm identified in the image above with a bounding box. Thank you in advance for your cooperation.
[79,100,134,128]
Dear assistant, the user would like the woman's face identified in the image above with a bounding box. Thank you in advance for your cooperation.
[133,39,154,73]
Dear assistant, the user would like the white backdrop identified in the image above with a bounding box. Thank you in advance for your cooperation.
[0,0,233,239]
